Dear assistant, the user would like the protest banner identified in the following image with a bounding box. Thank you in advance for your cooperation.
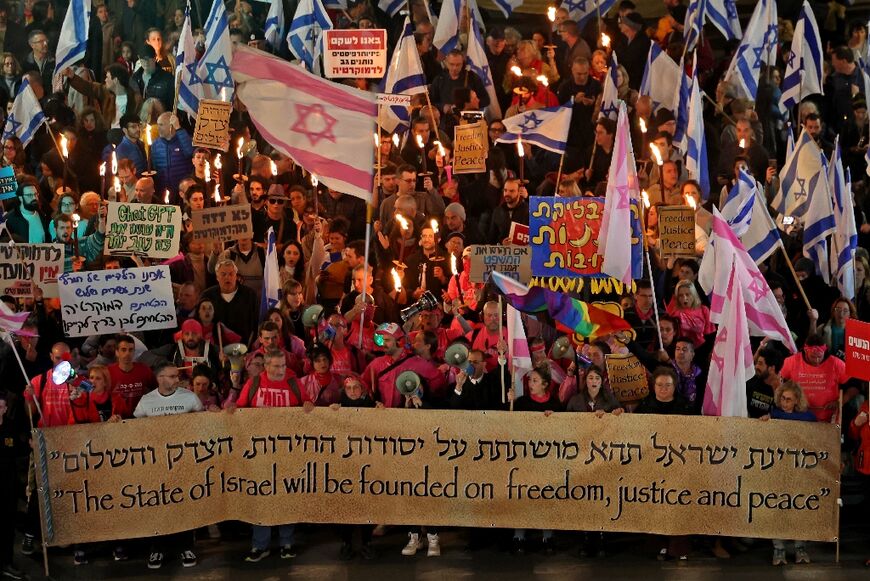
[0,165,17,200]
[35,408,840,546]
[453,121,488,174]
[845,319,870,381]
[658,205,696,258]
[529,196,642,279]
[509,222,529,245]
[0,243,63,297]
[191,99,233,151]
[605,353,649,403]
[57,266,177,337]
[105,202,181,259]
[323,29,387,78]
[468,245,531,284]
[376,93,412,106]
[190,204,253,243]
[530,276,636,295]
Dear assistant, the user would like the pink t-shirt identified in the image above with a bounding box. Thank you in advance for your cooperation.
[780,354,847,422]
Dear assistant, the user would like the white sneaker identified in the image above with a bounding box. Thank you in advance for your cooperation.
[426,533,441,557]
[401,533,422,556]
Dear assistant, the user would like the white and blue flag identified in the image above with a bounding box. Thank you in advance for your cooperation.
[378,0,405,17]
[724,0,777,100]
[287,0,333,74]
[2,79,46,147]
[640,43,682,113]
[829,138,858,298]
[496,101,573,154]
[721,169,783,264]
[685,62,709,199]
[176,2,200,116]
[706,0,742,41]
[682,0,705,53]
[260,227,281,318]
[433,0,483,54]
[773,128,827,219]
[493,0,524,18]
[381,16,428,133]
[263,0,285,49]
[53,0,91,77]
[598,51,619,120]
[561,0,616,28]
[779,1,823,112]
[673,55,692,151]
[195,0,234,101]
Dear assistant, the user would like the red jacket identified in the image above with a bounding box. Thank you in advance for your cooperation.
[849,401,870,475]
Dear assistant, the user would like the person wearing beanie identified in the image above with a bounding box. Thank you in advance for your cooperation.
[147,318,221,376]
[443,202,482,245]
[615,11,650,90]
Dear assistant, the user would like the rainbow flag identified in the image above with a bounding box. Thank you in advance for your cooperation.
[491,272,631,340]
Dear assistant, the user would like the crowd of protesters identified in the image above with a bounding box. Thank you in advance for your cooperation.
[0,0,870,578]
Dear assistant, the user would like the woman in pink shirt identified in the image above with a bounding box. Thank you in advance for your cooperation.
[780,335,850,422]
[666,280,714,348]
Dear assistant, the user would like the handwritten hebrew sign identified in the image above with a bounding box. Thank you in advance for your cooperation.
[190,204,253,243]
[105,202,181,259]
[35,408,840,546]
[529,196,642,279]
[0,243,63,297]
[58,266,177,337]
[192,99,233,151]
[468,245,531,284]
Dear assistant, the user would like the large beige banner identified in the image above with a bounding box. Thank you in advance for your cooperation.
[35,408,840,546]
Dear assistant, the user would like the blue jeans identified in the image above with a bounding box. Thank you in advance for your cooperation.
[251,524,295,551]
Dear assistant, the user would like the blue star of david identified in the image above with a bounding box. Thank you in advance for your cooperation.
[564,0,588,12]
[479,65,492,87]
[752,46,766,68]
[186,62,201,86]
[521,113,544,131]
[203,55,234,91]
[600,102,618,119]
[795,177,808,198]
[3,113,20,140]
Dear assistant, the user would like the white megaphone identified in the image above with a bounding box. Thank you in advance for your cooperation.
[551,336,575,360]
[444,343,475,375]
[301,304,325,328]
[223,343,248,372]
[51,360,93,392]
[395,370,423,399]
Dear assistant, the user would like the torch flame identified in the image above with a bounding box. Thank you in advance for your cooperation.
[311,174,318,187]
[60,135,68,158]
[510,65,522,77]
[113,176,121,193]
[686,195,697,210]
[639,118,647,133]
[204,160,211,182]
[236,137,244,159]
[214,183,222,203]
[429,218,438,234]
[601,33,610,47]
[111,150,117,174]
[270,160,278,176]
[164,189,170,204]
[739,138,746,149]
[649,143,663,166]
[395,213,410,231]
[547,6,556,21]
[145,124,152,146]
[641,190,650,209]
[71,213,80,228]
[517,137,525,158]
[450,253,458,276]
[392,133,400,148]
[415,134,425,149]
[373,132,380,147]
[99,162,106,177]
[214,153,222,169]
[434,140,446,158]
[536,74,549,87]
[391,268,402,291]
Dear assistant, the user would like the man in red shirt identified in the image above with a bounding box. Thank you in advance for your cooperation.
[108,335,156,419]
[465,301,508,372]
[24,342,79,427]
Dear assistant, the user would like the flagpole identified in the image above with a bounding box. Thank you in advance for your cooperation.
[498,295,506,405]
[637,201,665,351]
[554,152,565,192]
[360,106,383,348]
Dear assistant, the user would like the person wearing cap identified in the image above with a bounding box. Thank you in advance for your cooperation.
[130,43,175,112]
[150,318,221,376]
[485,26,511,112]
[443,202,481,246]
[255,185,297,248]
[615,11,650,90]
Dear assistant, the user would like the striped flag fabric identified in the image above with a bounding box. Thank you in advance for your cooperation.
[287,0,332,74]
[779,1,823,112]
[801,153,836,284]
[491,272,632,340]
[682,0,705,53]
[773,128,827,219]
[560,0,616,28]
[723,0,777,100]
[598,51,619,121]
[506,304,532,396]
[378,0,405,17]
[2,79,46,147]
[639,43,682,113]
[231,44,376,203]
[598,101,639,286]
[0,301,30,332]
[721,169,756,236]
[433,0,484,54]
[829,138,858,299]
[706,0,742,41]
[467,11,502,120]
[175,2,200,116]
[685,61,709,198]
[263,0,285,49]
[492,0,524,17]
[721,169,783,264]
[496,101,573,154]
[195,0,234,101]
[673,55,692,152]
[260,227,280,318]
[381,16,428,134]
[53,0,91,78]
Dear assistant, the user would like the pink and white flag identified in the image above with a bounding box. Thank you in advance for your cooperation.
[598,101,639,286]
[0,301,30,332]
[699,207,797,352]
[703,260,753,417]
[230,44,376,203]
[506,303,532,396]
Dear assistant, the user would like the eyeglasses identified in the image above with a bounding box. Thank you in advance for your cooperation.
[268,198,285,205]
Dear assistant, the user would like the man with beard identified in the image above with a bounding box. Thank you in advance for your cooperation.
[149,319,220,376]
[52,208,107,272]
[745,347,783,418]
[6,177,50,243]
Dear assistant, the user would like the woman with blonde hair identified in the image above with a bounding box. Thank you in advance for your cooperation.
[666,279,714,347]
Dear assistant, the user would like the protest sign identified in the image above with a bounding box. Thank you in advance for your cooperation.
[376,93,412,106]
[658,205,696,257]
[0,243,63,297]
[0,165,17,200]
[605,353,649,403]
[845,319,870,381]
[323,29,387,78]
[530,276,636,295]
[453,121,488,174]
[36,408,840,546]
[58,266,177,337]
[529,196,642,279]
[190,204,253,243]
[468,245,531,284]
[191,100,233,151]
[105,202,181,259]
[509,222,529,245]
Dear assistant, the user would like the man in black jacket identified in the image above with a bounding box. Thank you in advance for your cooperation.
[487,178,529,244]
[4,177,50,243]
[615,11,651,90]
[200,259,260,344]
[130,44,174,112]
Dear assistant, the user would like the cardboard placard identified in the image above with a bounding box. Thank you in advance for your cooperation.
[0,165,18,200]
[509,222,529,245]
[58,266,177,337]
[529,196,642,279]
[190,204,253,243]
[468,245,531,284]
[105,202,181,259]
[453,121,488,174]
[605,353,649,403]
[845,319,870,381]
[36,408,840,546]
[191,99,233,151]
[323,29,387,78]
[0,243,64,297]
[658,205,696,257]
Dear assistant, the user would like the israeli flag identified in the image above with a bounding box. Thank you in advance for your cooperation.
[195,0,234,101]
[673,55,692,151]
[53,0,91,76]
[779,1,823,112]
[378,0,405,17]
[598,52,619,121]
[260,227,281,318]
[2,79,46,147]
[561,0,616,28]
[721,169,783,264]
[706,0,742,42]
[287,0,333,74]
[640,44,682,113]
[829,138,858,298]
[724,0,777,100]
[263,0,285,49]
[467,12,502,120]
[381,17,428,134]
[433,0,484,54]
[773,128,827,219]
[492,0,524,18]
[685,64,710,199]
[176,2,200,116]
[497,101,573,154]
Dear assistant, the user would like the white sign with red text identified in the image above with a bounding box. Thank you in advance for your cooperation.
[323,29,387,79]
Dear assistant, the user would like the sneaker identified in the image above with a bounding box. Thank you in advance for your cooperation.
[657,548,668,561]
[147,552,164,570]
[73,550,87,566]
[280,545,296,559]
[359,544,377,560]
[113,546,128,561]
[795,548,810,564]
[339,543,354,561]
[426,534,441,557]
[1,564,26,580]
[181,550,197,567]
[402,533,422,556]
[772,548,787,566]
[245,548,270,563]
[20,535,35,556]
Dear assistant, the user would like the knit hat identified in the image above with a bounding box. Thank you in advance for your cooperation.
[793,257,815,275]
[444,202,466,222]
[654,108,676,126]
[622,11,644,31]
[853,93,867,111]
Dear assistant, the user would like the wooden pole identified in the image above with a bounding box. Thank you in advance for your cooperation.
[499,295,506,405]
[554,152,565,193]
